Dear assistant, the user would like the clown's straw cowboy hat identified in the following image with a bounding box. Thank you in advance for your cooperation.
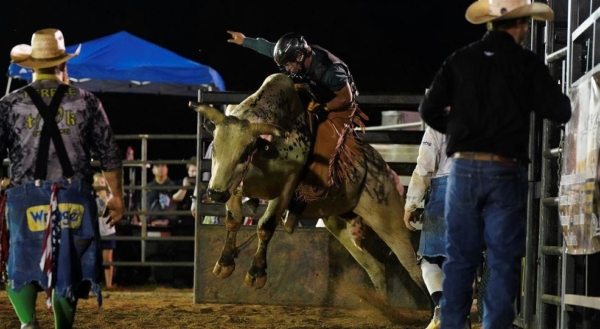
[10,28,81,69]
[466,0,554,25]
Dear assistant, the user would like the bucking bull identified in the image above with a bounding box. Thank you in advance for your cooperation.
[189,73,426,299]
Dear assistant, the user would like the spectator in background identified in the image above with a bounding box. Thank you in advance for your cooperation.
[147,163,178,226]
[172,157,198,228]
[145,163,181,285]
[93,172,116,289]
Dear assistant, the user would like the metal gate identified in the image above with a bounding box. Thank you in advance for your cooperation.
[517,1,600,328]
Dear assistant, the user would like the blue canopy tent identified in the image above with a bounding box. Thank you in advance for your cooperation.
[7,31,225,97]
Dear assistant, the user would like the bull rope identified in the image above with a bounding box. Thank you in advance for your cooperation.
[233,141,264,254]
[235,232,257,254]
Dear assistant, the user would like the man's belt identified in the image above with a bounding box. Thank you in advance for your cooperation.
[34,178,72,187]
[452,152,520,165]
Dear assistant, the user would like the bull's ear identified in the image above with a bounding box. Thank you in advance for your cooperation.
[225,104,238,115]
[203,118,216,134]
[250,122,289,138]
[189,102,225,125]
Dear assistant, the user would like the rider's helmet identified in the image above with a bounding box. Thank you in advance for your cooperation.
[273,33,310,72]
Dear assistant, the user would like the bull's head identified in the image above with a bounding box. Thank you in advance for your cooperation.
[189,102,288,203]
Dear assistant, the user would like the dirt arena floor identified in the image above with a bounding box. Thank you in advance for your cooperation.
[0,286,483,329]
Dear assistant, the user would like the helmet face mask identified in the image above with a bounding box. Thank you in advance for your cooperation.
[273,33,309,78]
[277,53,304,77]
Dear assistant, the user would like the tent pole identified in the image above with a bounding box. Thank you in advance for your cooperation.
[5,77,12,96]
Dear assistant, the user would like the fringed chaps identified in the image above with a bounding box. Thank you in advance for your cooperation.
[296,104,368,203]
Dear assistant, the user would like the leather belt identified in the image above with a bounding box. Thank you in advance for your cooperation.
[34,177,73,187]
[452,152,519,164]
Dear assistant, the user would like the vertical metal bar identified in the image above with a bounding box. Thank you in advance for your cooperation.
[523,111,540,328]
[140,136,148,262]
[561,244,568,328]
[521,18,544,327]
[589,10,598,70]
[193,88,204,295]
[537,120,551,329]
[560,1,574,327]
[567,0,574,87]
[4,77,12,96]
[537,116,569,329]
[193,86,212,301]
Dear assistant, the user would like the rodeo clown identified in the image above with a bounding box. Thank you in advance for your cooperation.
[0,28,124,329]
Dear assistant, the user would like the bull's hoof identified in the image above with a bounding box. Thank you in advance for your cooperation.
[283,222,295,234]
[254,275,267,288]
[244,272,267,289]
[213,261,235,278]
[282,211,298,234]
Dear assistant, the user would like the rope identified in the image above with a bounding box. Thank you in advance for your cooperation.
[235,232,258,253]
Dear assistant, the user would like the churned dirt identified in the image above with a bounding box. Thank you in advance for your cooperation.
[0,286,483,329]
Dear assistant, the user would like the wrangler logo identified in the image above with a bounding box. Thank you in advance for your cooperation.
[26,203,85,231]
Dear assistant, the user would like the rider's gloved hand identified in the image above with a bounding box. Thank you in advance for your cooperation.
[310,103,329,122]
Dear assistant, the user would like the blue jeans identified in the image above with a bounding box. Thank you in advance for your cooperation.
[440,158,527,329]
[419,176,447,258]
[6,179,101,304]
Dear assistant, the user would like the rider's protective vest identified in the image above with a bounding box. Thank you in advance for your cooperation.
[303,45,359,104]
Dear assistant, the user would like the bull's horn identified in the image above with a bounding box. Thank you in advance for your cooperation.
[250,122,288,138]
[188,102,225,125]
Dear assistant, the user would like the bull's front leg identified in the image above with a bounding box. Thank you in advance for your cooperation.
[244,176,298,289]
[213,193,244,279]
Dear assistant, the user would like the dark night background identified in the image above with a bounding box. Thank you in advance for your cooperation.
[1,1,486,177]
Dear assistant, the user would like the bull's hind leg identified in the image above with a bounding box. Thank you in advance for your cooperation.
[356,205,427,295]
[213,194,244,278]
[376,218,426,294]
[322,216,389,298]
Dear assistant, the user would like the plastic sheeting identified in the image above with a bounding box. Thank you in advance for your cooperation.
[559,73,600,254]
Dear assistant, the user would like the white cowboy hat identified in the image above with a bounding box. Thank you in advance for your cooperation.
[10,28,81,69]
[466,0,554,25]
